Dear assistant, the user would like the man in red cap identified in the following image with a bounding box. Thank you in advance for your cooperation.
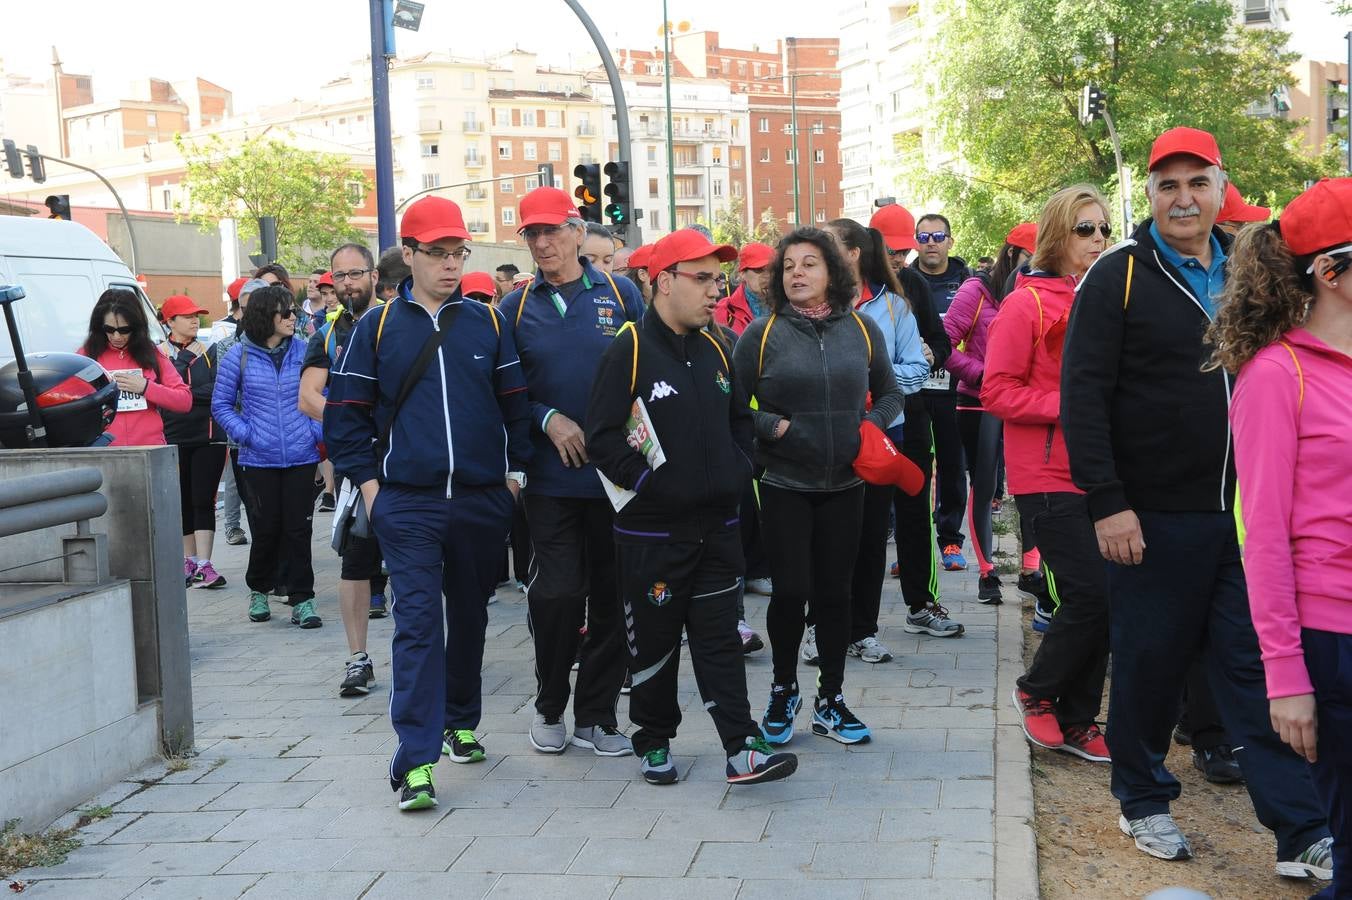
[1216,182,1271,236]
[1062,127,1333,874]
[499,187,643,758]
[713,242,773,336]
[584,228,797,787]
[325,195,533,812]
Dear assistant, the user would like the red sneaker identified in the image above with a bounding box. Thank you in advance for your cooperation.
[1012,688,1063,749]
[1060,723,1110,762]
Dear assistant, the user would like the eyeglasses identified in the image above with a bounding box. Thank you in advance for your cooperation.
[414,245,472,262]
[276,307,296,319]
[102,324,134,335]
[1073,221,1112,239]
[521,225,567,242]
[916,231,948,244]
[668,269,729,291]
[331,268,374,281]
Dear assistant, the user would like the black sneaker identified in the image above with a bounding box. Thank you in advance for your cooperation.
[1193,745,1243,784]
[397,764,437,811]
[318,492,336,512]
[1172,725,1192,746]
[339,653,373,697]
[442,729,486,763]
[977,574,1003,605]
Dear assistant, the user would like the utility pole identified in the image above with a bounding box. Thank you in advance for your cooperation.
[662,0,677,232]
[50,46,68,159]
[787,38,801,228]
[1346,32,1351,175]
[368,0,396,250]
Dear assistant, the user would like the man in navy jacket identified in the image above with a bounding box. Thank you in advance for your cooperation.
[499,186,643,757]
[325,196,531,811]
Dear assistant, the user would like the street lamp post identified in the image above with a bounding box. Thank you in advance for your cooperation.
[787,38,801,228]
[1346,32,1351,174]
[368,0,396,250]
[663,0,677,231]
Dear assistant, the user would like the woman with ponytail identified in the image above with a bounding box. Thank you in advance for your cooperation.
[1211,178,1352,895]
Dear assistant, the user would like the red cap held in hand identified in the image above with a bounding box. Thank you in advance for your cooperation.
[400,196,471,243]
[869,204,919,252]
[854,420,924,496]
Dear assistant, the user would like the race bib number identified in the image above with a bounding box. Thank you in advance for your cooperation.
[922,369,951,392]
[110,369,148,412]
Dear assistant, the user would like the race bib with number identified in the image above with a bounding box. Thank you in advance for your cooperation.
[922,369,951,392]
[110,369,148,412]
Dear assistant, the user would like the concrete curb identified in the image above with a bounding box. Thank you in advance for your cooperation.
[994,598,1041,898]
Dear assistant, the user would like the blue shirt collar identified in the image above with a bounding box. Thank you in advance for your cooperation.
[1149,221,1227,316]
[1150,221,1226,276]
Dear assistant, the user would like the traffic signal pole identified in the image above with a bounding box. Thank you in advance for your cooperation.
[369,0,397,250]
[36,152,139,274]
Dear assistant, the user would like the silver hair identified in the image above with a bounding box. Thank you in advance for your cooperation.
[564,216,587,230]
[1145,164,1226,198]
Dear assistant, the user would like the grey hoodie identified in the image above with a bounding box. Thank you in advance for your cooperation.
[732,304,903,492]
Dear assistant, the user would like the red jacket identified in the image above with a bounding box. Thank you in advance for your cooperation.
[980,271,1079,495]
[713,284,759,336]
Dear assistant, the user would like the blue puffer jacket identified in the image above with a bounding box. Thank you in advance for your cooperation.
[211,335,322,468]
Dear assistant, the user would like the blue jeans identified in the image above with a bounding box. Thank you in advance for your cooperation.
[1304,628,1352,897]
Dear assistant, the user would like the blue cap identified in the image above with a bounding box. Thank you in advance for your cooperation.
[239,278,271,298]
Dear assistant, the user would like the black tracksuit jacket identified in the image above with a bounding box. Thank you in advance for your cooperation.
[1060,220,1236,521]
[585,310,754,540]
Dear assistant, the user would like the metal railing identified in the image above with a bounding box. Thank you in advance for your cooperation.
[0,467,108,583]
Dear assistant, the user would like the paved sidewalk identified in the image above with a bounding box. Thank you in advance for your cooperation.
[15,517,1035,899]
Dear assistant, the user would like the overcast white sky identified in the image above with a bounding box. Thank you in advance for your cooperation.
[1,0,826,110]
[2,0,1347,111]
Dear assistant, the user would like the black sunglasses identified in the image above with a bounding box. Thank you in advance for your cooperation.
[1073,221,1112,239]
[276,307,296,319]
[102,324,134,335]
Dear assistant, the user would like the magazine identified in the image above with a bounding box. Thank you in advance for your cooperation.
[598,395,666,512]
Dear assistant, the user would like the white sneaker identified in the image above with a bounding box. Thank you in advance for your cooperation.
[745,577,774,596]
[800,625,819,665]
[847,635,893,663]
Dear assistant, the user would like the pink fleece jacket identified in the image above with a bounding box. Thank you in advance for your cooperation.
[1231,328,1352,699]
[81,346,192,447]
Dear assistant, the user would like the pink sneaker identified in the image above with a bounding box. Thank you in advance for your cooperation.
[184,558,198,587]
[193,561,227,589]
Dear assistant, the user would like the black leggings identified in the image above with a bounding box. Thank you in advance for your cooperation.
[240,464,316,604]
[177,443,228,535]
[957,397,1002,574]
[760,482,864,699]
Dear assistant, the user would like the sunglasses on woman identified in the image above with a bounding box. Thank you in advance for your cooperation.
[275,306,296,319]
[1073,221,1112,239]
[102,324,134,335]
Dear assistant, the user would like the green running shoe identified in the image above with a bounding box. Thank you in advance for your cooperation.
[443,729,485,763]
[640,747,678,785]
[398,763,437,811]
[248,591,271,622]
[290,599,322,629]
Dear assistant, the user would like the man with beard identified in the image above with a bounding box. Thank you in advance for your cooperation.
[301,243,389,696]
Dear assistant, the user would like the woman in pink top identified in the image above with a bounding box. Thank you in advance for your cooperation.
[78,289,191,446]
[1211,177,1352,898]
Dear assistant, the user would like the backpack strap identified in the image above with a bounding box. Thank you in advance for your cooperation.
[603,272,627,316]
[698,329,731,373]
[376,301,394,350]
[757,314,777,379]
[959,291,986,351]
[1123,255,1135,310]
[1278,340,1305,412]
[849,311,873,365]
[514,275,537,327]
[617,320,639,395]
[1027,287,1047,347]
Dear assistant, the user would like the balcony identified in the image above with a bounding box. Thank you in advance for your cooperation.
[418,119,442,133]
[887,16,920,48]
[465,187,488,200]
[462,120,484,133]
[843,162,873,181]
[576,123,597,136]
[464,154,484,167]
[467,221,489,234]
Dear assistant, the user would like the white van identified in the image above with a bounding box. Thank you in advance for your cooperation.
[0,216,164,367]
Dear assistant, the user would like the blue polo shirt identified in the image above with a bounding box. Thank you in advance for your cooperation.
[1150,222,1226,319]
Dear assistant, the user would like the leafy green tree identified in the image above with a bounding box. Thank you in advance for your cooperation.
[175,134,370,271]
[909,0,1339,256]
[703,197,783,249]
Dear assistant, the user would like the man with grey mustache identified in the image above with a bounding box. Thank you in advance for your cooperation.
[1060,127,1334,882]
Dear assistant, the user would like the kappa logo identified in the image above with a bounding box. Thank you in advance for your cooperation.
[648,381,679,401]
[647,581,671,607]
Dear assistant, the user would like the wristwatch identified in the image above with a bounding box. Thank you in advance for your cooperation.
[507,471,527,489]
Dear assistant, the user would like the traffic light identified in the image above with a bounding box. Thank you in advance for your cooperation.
[25,145,45,184]
[44,195,71,220]
[573,163,602,223]
[602,161,631,227]
[1079,84,1105,125]
[2,140,22,179]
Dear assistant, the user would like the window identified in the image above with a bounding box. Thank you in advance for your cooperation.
[769,64,777,76]
[721,59,729,73]
[421,173,441,190]
[538,82,548,93]
[785,149,794,163]
[497,142,512,159]
[759,148,770,162]
[417,72,435,90]
[494,108,510,127]
[162,188,171,210]
[462,72,475,90]
[753,62,762,77]
[421,142,439,157]
[548,142,562,161]
[731,120,741,139]
[523,142,537,161]
[737,61,747,75]
[818,179,827,194]
[647,145,657,163]
[762,178,772,193]
[713,179,724,198]
[649,209,660,228]
[732,181,744,198]
[146,112,158,127]
[815,210,827,223]
[814,149,825,164]
[711,148,722,165]
[648,177,659,196]
[525,176,539,190]
[546,110,562,127]
[503,208,517,226]
[758,117,769,133]
[522,109,537,127]
[501,179,514,192]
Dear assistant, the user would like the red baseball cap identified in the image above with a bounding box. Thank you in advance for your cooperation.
[737,242,774,272]
[1148,127,1223,171]
[518,187,580,230]
[869,204,919,252]
[647,229,737,278]
[159,295,209,320]
[400,196,471,243]
[1279,177,1352,258]
[853,421,924,495]
[1217,183,1270,224]
[627,243,654,271]
[226,276,249,301]
[316,271,335,288]
[1005,223,1038,255]
[459,271,497,299]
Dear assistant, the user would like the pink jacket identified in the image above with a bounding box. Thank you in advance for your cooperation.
[81,346,192,447]
[1231,328,1352,699]
[943,275,999,397]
